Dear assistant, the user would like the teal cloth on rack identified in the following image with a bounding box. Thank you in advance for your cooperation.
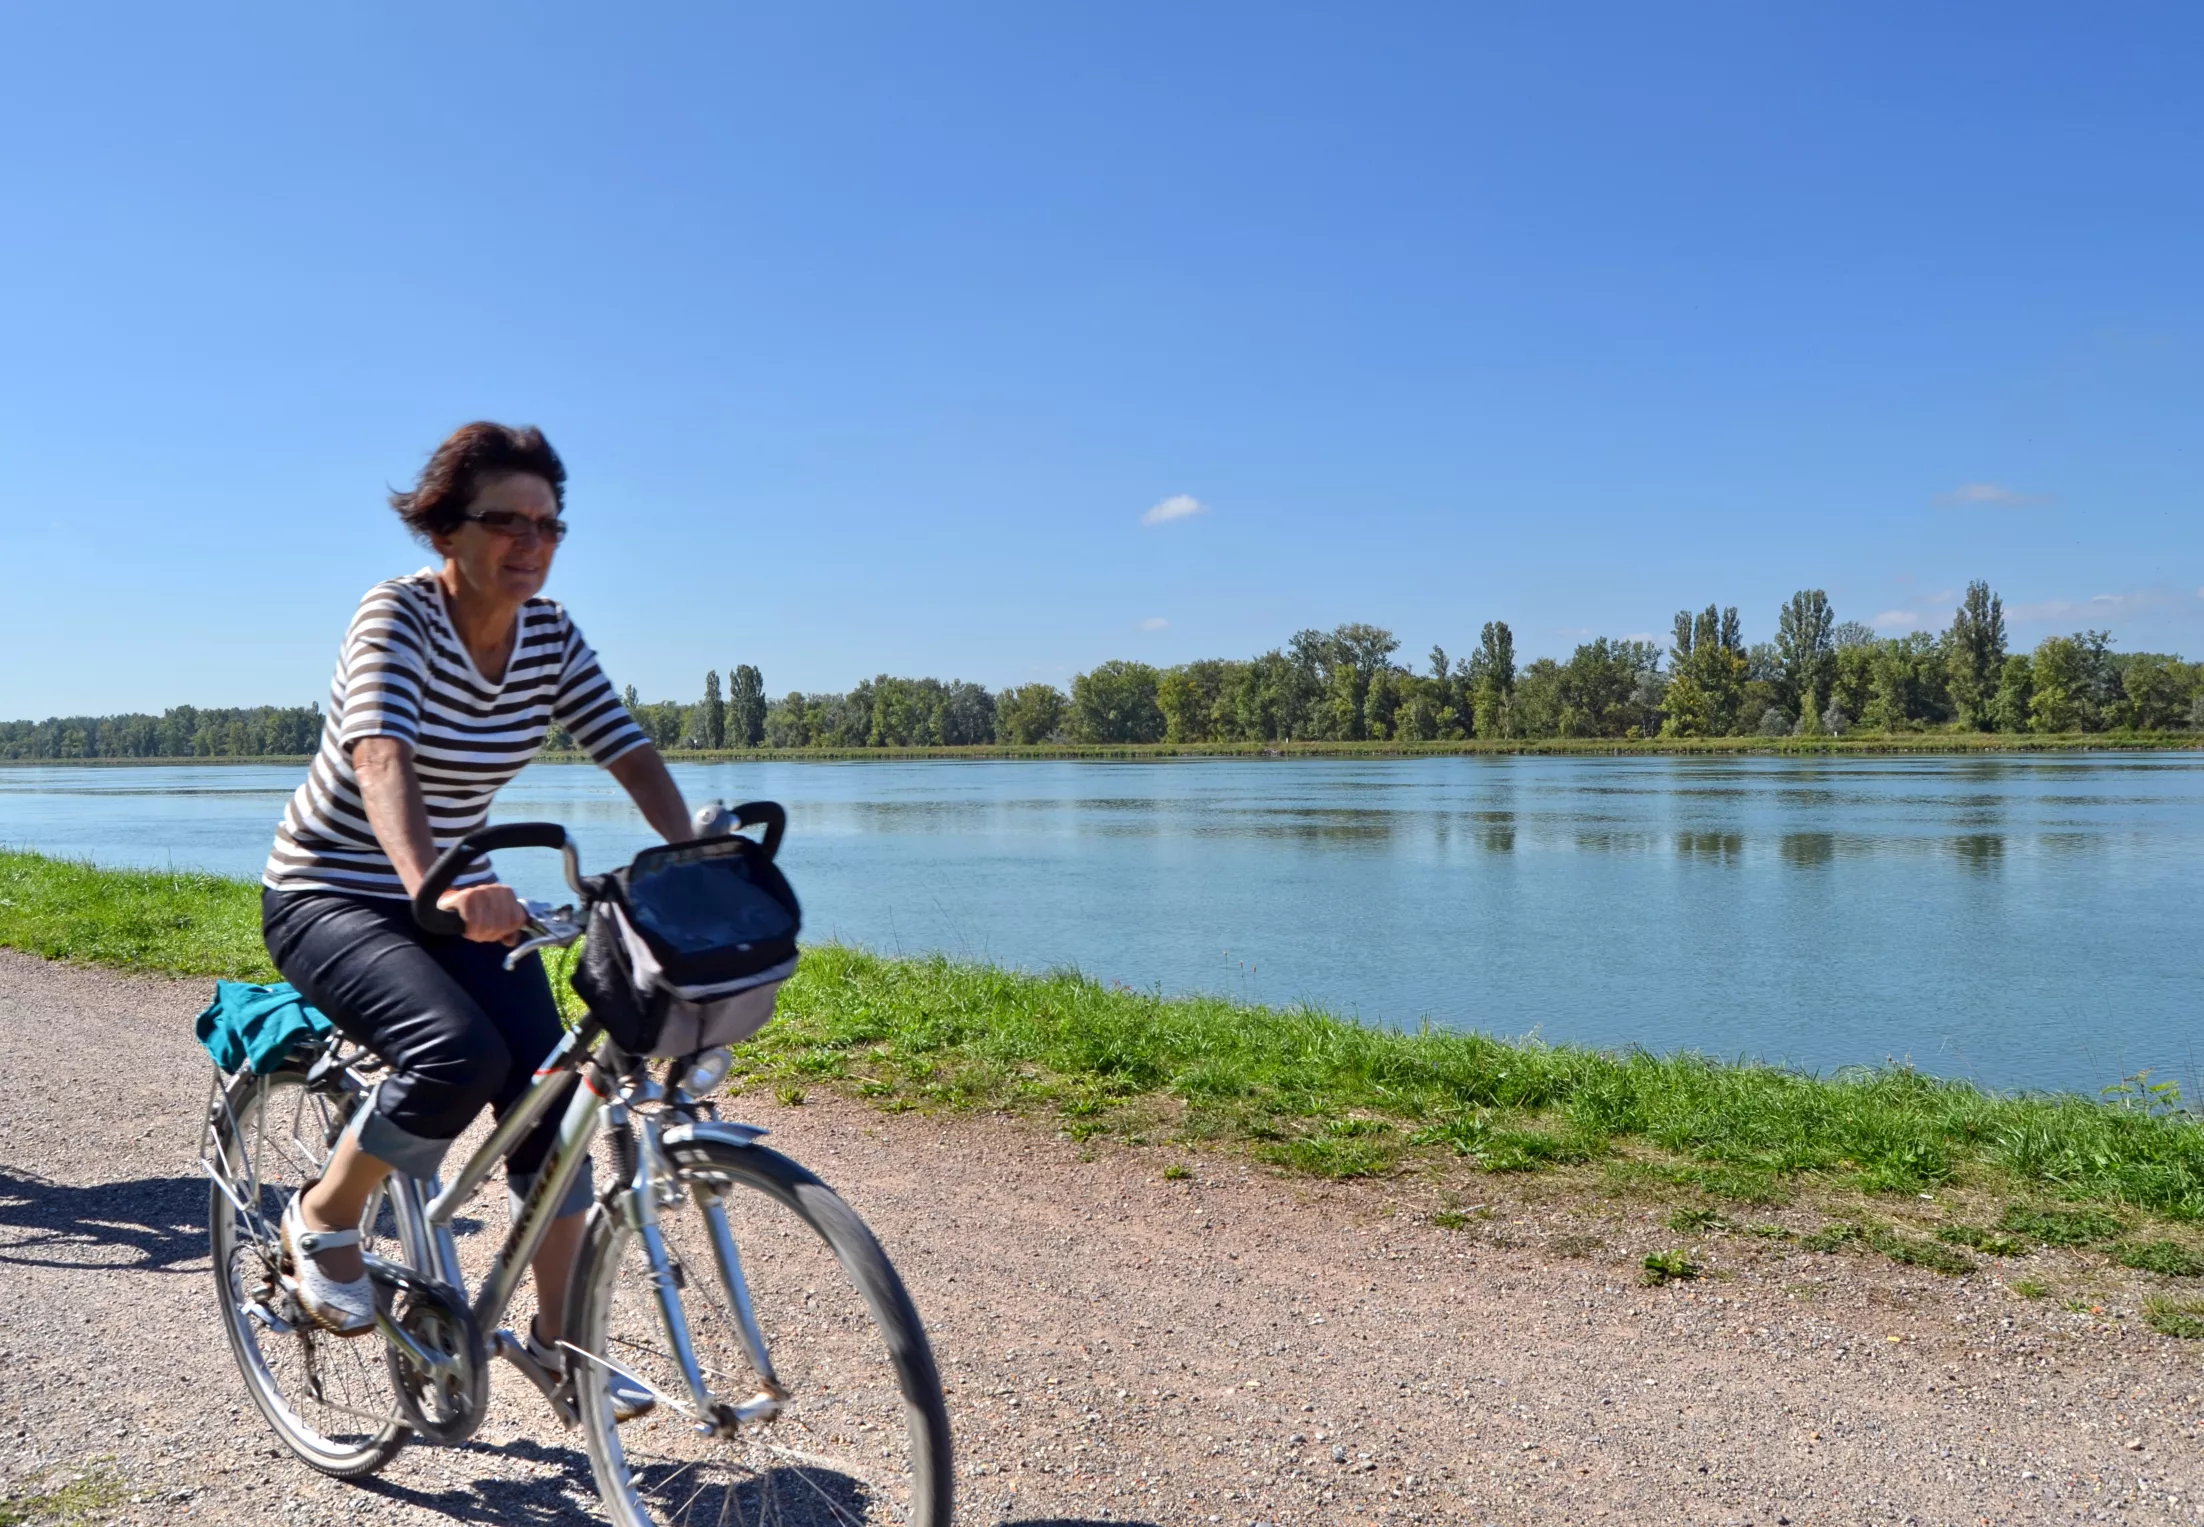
[195,980,334,1075]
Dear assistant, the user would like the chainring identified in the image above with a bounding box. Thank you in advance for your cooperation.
[373,1264,487,1445]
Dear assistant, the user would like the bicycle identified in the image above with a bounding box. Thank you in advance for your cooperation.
[202,807,954,1526]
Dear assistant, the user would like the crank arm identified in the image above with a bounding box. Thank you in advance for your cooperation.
[556,1341,694,1420]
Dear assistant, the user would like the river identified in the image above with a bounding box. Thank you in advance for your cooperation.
[3,754,2195,1095]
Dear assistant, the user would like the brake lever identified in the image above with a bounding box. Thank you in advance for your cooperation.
[502,904,585,971]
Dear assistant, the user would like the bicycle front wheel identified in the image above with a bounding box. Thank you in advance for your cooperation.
[570,1134,952,1527]
[206,1067,410,1478]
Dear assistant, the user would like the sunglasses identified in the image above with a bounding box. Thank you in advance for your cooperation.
[462,509,569,543]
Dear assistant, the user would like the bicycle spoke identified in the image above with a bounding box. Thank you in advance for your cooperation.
[210,1070,407,1477]
[576,1140,946,1526]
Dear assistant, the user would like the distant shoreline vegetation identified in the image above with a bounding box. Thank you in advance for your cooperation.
[7,583,2201,761]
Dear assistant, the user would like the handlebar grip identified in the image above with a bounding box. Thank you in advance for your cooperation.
[412,822,571,935]
[731,800,786,861]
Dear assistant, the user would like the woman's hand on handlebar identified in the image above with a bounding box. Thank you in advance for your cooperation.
[436,883,530,944]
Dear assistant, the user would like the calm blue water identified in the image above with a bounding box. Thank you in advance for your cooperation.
[3,755,2197,1095]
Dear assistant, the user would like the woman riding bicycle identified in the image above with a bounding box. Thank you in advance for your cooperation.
[260,421,688,1405]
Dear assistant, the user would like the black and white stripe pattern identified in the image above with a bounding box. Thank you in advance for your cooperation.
[265,569,647,898]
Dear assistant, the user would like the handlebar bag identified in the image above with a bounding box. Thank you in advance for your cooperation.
[571,834,801,1058]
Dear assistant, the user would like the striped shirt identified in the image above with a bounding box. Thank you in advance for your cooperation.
[265,569,648,898]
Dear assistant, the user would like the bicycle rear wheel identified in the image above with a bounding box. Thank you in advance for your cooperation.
[569,1134,953,1527]
[207,1067,410,1478]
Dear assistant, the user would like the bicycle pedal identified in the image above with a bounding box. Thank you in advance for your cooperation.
[493,1329,579,1428]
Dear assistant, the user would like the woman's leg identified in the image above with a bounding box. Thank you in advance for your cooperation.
[431,936,595,1342]
[263,888,519,1285]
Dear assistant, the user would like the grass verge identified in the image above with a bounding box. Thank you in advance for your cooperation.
[0,850,273,979]
[12,847,2204,1259]
[0,1461,124,1526]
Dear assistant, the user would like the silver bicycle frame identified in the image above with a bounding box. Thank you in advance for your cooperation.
[386,1040,606,1335]
[375,1034,781,1427]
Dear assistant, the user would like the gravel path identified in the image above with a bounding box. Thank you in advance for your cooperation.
[3,948,2201,1526]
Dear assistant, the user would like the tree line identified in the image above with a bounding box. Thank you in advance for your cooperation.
[7,584,2200,759]
[0,704,325,761]
[591,583,2203,748]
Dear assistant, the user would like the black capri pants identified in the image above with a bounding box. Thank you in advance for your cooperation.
[262,887,591,1218]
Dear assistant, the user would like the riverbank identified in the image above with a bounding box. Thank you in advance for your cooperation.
[4,730,2202,765]
[7,845,2204,1320]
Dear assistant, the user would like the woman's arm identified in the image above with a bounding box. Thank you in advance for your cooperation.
[608,743,692,842]
[355,737,526,941]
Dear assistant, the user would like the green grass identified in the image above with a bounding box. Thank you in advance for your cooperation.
[1668,1206,1729,1234]
[1936,1224,2031,1258]
[14,847,2204,1244]
[0,1462,124,1526]
[2109,1239,2204,1277]
[1999,1204,2126,1246]
[0,850,273,979]
[1642,1250,1701,1285]
[2144,1297,2204,1338]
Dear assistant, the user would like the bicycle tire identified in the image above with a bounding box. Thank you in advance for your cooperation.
[569,1135,953,1527]
[207,1066,410,1479]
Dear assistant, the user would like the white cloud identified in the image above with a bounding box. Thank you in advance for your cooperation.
[1139,617,1169,631]
[1871,609,1925,631]
[1936,482,2049,507]
[2008,590,2168,624]
[1140,494,1208,527]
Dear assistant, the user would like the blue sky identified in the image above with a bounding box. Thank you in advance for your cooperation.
[1,4,2198,716]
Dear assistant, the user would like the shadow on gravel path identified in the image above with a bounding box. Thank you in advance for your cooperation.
[356,1438,600,1527]
[357,1437,998,1527]
[0,1168,204,1272]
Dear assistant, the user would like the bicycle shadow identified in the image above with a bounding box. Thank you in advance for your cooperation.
[0,1168,488,1276]
[0,1168,204,1272]
[361,1437,983,1526]
[355,1438,601,1526]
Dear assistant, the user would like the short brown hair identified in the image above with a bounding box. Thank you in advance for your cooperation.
[389,422,567,542]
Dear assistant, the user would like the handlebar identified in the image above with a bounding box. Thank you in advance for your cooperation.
[412,822,579,936]
[411,801,784,939]
[731,800,786,861]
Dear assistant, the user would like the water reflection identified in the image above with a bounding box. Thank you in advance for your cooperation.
[1950,834,2006,872]
[1780,833,1837,870]
[1675,831,1745,865]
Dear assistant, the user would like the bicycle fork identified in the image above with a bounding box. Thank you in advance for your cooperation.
[621,1116,786,1437]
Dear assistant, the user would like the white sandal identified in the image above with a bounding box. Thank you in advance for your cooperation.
[281,1194,378,1336]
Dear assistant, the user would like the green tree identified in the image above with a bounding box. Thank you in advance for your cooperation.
[1468,620,1516,738]
[1070,660,1165,743]
[1990,654,2033,732]
[1362,668,1402,740]
[1548,638,1660,738]
[2117,654,2190,731]
[1829,643,1876,729]
[1662,604,1746,737]
[700,670,727,749]
[997,683,1068,744]
[2029,636,2084,733]
[1510,657,1564,737]
[1775,589,1837,720]
[1158,660,1238,743]
[728,664,766,746]
[1944,581,2007,731]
